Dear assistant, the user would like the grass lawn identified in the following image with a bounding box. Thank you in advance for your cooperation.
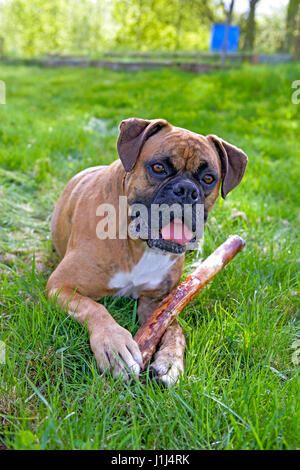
[0,63,299,450]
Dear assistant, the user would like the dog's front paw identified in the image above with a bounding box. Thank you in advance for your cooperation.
[90,324,142,380]
[150,352,184,386]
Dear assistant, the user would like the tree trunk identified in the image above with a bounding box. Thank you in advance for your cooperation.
[220,0,235,66]
[243,0,260,51]
[0,37,3,59]
[294,9,300,59]
[285,0,300,53]
[175,0,185,50]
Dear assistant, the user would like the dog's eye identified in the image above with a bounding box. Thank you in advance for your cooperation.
[152,163,165,174]
[202,174,214,185]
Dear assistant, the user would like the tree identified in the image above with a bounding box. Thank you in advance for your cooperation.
[285,0,300,52]
[0,0,108,57]
[219,0,235,64]
[294,8,300,59]
[112,0,215,51]
[174,0,215,50]
[243,0,260,51]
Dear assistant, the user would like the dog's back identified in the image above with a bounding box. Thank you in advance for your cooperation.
[51,166,107,258]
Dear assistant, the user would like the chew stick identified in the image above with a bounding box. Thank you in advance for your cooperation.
[134,235,245,371]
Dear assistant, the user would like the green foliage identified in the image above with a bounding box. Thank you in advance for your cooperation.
[0,0,293,56]
[255,9,288,53]
[112,0,213,51]
[0,0,112,57]
[0,0,215,56]
[0,63,299,449]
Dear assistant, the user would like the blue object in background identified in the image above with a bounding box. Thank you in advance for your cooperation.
[210,23,240,53]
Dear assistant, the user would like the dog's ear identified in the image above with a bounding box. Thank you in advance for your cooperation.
[207,135,248,199]
[117,118,170,172]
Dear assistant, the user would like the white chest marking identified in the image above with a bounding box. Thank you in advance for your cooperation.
[109,249,178,299]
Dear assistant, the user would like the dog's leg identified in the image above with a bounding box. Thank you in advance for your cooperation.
[47,270,142,380]
[137,295,186,385]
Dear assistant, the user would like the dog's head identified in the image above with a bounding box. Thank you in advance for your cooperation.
[117,118,248,254]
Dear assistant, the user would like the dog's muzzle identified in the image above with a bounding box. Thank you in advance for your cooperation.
[130,176,204,254]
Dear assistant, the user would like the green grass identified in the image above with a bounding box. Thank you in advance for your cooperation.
[0,63,299,450]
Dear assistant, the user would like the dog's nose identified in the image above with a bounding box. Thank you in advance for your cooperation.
[172,180,200,204]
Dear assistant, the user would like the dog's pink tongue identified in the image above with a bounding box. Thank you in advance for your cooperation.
[161,218,193,246]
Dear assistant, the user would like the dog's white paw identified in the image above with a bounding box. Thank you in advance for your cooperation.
[150,353,184,386]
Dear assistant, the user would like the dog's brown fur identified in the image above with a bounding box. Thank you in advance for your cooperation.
[47,118,247,384]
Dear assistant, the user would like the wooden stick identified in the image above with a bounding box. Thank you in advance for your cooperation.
[134,235,245,371]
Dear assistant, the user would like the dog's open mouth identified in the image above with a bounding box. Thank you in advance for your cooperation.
[147,218,196,254]
[130,212,197,254]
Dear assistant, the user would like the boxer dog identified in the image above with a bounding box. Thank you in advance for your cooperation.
[47,118,247,385]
